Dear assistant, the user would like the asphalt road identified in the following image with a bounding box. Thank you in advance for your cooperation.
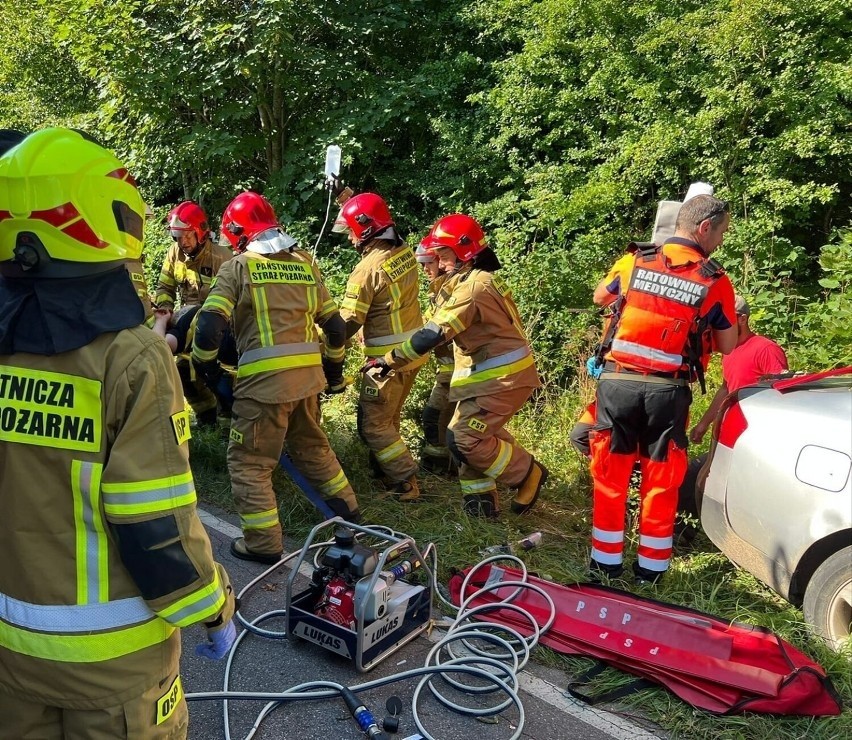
[180,506,666,740]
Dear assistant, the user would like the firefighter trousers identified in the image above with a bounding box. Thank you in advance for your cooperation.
[421,373,455,457]
[0,668,187,740]
[228,394,358,555]
[176,355,218,425]
[357,366,421,483]
[447,389,534,500]
[589,378,690,577]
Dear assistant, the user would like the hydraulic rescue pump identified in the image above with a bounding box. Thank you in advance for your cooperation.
[286,521,433,671]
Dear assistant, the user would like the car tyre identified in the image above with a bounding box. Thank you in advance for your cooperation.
[803,546,852,650]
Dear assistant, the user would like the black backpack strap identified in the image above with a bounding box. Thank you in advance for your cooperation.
[698,257,725,279]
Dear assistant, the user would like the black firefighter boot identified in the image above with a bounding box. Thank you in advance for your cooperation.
[463,491,500,519]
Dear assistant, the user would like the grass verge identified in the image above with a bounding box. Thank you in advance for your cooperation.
[189,364,851,740]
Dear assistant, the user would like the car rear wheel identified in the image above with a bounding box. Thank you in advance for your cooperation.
[803,547,852,650]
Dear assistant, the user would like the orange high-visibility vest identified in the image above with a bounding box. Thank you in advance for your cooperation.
[607,245,724,377]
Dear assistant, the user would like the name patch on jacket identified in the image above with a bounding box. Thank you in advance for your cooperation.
[248,261,316,285]
[382,249,416,282]
[491,274,511,297]
[0,366,101,451]
[629,269,708,307]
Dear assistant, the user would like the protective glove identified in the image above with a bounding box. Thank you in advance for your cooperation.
[195,619,236,660]
[360,357,393,378]
[193,359,223,390]
[586,355,603,380]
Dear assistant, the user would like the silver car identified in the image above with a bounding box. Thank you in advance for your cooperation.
[698,368,852,649]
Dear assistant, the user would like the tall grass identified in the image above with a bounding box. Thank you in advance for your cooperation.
[189,359,851,739]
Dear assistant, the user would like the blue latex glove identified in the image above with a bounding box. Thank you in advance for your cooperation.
[586,355,603,380]
[195,620,236,660]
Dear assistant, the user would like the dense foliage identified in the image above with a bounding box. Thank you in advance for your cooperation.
[2,0,849,374]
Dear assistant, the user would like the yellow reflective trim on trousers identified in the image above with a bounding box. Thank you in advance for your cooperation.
[483,439,513,479]
[236,352,322,378]
[388,282,403,335]
[157,571,225,627]
[375,439,406,463]
[192,345,218,363]
[0,617,174,663]
[450,353,535,388]
[324,344,346,362]
[201,294,234,319]
[318,469,349,497]
[253,286,274,347]
[460,478,497,494]
[71,461,109,605]
[241,508,279,530]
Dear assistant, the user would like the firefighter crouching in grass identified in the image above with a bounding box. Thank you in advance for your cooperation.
[156,200,233,427]
[0,128,235,739]
[363,214,548,518]
[416,236,457,474]
[192,191,359,566]
[333,191,427,501]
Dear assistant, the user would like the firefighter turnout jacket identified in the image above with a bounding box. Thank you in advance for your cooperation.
[429,273,455,381]
[340,239,426,370]
[0,324,234,709]
[417,266,540,401]
[155,239,232,311]
[192,247,343,402]
[387,265,541,498]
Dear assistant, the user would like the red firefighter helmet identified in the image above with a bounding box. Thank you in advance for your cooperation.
[429,213,488,262]
[338,192,394,243]
[220,191,278,251]
[168,201,210,243]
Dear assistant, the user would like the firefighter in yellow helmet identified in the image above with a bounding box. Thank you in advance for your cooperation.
[0,128,236,739]
[365,214,547,517]
[156,200,233,426]
[333,192,427,500]
[192,191,360,564]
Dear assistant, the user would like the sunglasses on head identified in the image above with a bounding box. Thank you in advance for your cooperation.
[697,200,729,224]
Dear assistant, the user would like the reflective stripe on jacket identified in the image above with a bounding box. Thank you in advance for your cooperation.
[0,327,232,708]
[339,241,425,369]
[429,268,540,402]
[196,248,338,403]
[155,240,233,310]
[606,243,725,376]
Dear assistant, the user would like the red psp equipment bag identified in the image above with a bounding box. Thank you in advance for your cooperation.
[450,564,842,716]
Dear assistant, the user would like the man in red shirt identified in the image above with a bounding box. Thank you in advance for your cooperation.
[690,295,788,443]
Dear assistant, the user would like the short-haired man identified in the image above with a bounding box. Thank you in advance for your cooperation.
[589,194,738,585]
